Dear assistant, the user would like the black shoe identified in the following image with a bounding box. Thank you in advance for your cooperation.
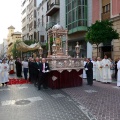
[43,87,48,89]
[38,87,41,90]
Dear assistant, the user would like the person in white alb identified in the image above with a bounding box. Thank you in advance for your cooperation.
[96,57,102,82]
[83,58,87,79]
[1,59,9,86]
[101,55,111,83]
[0,62,2,85]
[117,58,120,87]
[91,57,97,80]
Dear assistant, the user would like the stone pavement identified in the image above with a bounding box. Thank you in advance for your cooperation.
[0,74,119,120]
[63,80,120,120]
[0,83,93,120]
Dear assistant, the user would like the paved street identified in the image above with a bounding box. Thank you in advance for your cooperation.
[0,75,120,120]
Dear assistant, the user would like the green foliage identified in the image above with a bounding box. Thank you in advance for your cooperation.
[85,20,119,45]
[46,37,53,50]
[23,40,35,45]
[85,20,119,56]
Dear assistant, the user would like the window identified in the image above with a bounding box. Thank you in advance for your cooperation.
[102,4,110,13]
[42,15,44,26]
[40,35,44,42]
[66,0,87,31]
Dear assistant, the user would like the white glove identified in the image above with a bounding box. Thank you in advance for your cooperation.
[42,70,45,73]
[46,70,49,72]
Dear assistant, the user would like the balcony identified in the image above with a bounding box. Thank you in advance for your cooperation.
[101,11,110,20]
[46,22,56,31]
[46,0,60,16]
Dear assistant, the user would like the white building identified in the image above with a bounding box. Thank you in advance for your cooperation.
[36,0,93,58]
[3,39,8,58]
[37,0,47,45]
[21,0,37,41]
[21,0,29,40]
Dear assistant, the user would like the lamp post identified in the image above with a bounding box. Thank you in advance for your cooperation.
[38,46,43,59]
[75,42,80,58]
[52,42,56,56]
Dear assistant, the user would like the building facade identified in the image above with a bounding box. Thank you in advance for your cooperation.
[65,0,90,58]
[7,26,22,58]
[92,0,120,59]
[21,0,37,41]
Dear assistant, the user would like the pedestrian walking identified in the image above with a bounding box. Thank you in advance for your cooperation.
[22,59,28,80]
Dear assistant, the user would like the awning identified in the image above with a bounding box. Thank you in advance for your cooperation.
[16,41,40,52]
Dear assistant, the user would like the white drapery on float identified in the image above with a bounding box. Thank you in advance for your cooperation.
[16,41,40,52]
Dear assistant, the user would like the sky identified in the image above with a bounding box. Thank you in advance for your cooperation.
[0,0,21,44]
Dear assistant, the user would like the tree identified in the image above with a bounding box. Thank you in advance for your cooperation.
[85,20,119,57]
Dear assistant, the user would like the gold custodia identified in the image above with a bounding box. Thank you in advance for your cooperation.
[55,38,61,44]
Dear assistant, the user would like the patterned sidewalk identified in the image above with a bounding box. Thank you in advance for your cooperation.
[63,80,120,120]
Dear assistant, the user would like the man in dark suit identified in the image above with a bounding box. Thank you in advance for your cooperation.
[28,57,34,82]
[33,57,40,86]
[38,58,50,90]
[85,58,93,86]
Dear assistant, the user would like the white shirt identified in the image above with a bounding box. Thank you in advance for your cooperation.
[22,61,28,68]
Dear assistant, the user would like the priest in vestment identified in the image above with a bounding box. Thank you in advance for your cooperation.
[83,58,87,79]
[0,63,2,85]
[91,57,97,80]
[1,59,9,86]
[9,59,15,74]
[101,55,111,83]
[117,58,120,87]
[96,57,102,82]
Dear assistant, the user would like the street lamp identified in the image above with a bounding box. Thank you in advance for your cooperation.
[75,42,80,58]
[38,46,43,59]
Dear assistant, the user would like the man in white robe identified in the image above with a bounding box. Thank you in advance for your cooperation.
[1,59,9,86]
[117,58,120,87]
[101,55,111,83]
[96,57,102,82]
[91,57,97,80]
[0,63,2,85]
[83,58,87,79]
[9,59,15,74]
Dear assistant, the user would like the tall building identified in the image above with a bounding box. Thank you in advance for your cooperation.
[92,0,120,59]
[21,0,29,40]
[66,0,89,57]
[7,25,22,58]
[21,0,37,41]
[37,0,47,45]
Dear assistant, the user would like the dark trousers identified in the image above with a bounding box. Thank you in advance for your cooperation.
[16,68,22,77]
[86,72,93,85]
[115,69,118,79]
[38,73,48,89]
[23,68,28,80]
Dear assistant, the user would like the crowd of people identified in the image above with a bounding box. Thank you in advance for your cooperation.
[83,55,120,87]
[0,54,120,88]
[0,57,50,90]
